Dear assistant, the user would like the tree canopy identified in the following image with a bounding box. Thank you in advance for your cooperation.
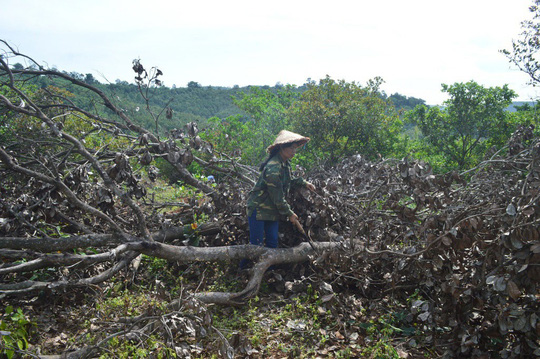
[407,81,517,169]
[287,76,401,165]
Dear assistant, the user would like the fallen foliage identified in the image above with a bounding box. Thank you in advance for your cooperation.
[1,40,539,357]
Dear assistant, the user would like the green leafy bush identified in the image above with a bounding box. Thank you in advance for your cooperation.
[0,306,36,359]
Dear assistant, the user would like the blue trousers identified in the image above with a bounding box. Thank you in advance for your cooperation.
[240,210,278,269]
[248,209,279,248]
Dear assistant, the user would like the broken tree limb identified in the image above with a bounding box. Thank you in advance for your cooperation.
[0,222,222,252]
[0,249,136,296]
[127,240,350,305]
[0,238,351,304]
[125,240,343,263]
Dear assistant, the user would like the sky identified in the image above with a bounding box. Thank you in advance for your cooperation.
[0,0,538,105]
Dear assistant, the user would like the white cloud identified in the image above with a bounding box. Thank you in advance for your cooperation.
[0,0,536,104]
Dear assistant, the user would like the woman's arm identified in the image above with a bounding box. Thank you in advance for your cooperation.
[291,177,316,192]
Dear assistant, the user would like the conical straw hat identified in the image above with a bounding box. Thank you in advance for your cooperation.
[266,130,310,153]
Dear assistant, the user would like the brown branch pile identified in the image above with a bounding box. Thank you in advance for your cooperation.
[1,40,539,357]
[278,125,539,358]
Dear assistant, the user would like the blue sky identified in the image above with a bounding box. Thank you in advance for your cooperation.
[1,0,537,105]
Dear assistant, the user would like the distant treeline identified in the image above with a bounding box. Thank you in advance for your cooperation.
[6,63,540,174]
[17,63,426,131]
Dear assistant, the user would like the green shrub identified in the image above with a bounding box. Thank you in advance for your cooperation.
[0,306,36,359]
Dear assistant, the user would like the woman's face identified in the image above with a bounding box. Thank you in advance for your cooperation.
[280,142,301,161]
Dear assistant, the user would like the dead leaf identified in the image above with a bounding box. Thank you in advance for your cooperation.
[507,280,521,300]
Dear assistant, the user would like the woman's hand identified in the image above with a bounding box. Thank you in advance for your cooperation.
[289,213,299,224]
[305,182,316,192]
[289,213,305,234]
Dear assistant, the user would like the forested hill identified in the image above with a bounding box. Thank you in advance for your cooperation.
[28,69,426,131]
[104,80,426,119]
[102,80,253,129]
[28,72,261,130]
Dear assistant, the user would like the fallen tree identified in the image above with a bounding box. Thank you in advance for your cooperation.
[0,232,345,305]
[1,41,540,358]
[0,41,347,312]
[0,40,256,298]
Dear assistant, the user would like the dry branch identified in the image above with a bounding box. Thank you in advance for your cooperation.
[2,40,540,357]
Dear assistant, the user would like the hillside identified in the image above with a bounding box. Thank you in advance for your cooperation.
[506,101,537,112]
[27,68,426,131]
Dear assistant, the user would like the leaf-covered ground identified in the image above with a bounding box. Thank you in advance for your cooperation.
[2,126,539,358]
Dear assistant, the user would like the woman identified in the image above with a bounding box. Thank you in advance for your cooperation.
[245,130,315,252]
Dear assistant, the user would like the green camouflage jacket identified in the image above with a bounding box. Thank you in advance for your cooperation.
[246,154,306,221]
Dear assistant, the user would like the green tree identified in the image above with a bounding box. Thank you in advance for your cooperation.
[287,76,400,165]
[388,92,426,111]
[407,81,517,170]
[84,73,97,84]
[187,81,201,88]
[0,82,43,144]
[201,86,304,167]
[202,114,260,163]
[502,0,540,86]
[232,86,299,163]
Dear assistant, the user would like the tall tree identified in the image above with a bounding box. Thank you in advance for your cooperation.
[287,76,400,165]
[204,86,299,166]
[407,81,517,169]
[233,85,298,138]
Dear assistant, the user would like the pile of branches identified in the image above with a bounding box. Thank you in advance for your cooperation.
[0,41,343,307]
[1,40,539,357]
[147,123,540,357]
[278,125,539,357]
